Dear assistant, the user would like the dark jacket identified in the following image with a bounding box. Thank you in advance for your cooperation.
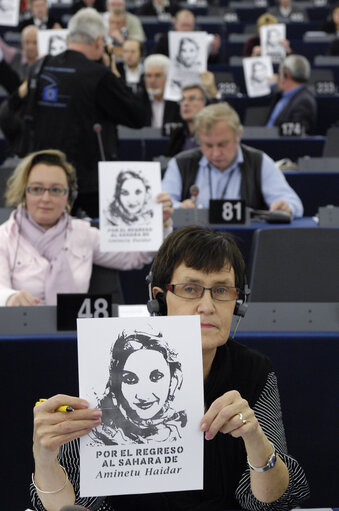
[266,84,317,135]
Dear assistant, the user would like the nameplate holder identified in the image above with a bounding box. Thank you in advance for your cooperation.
[318,205,339,226]
[217,81,239,96]
[209,200,249,225]
[279,122,303,137]
[314,80,337,95]
[57,293,113,331]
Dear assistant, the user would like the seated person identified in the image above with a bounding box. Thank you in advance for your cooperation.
[30,225,310,510]
[268,0,307,23]
[320,2,339,33]
[139,53,181,134]
[103,0,146,42]
[116,39,144,94]
[20,0,62,30]
[72,0,106,14]
[162,102,304,217]
[166,77,216,157]
[137,0,180,16]
[244,13,291,58]
[106,8,129,61]
[266,55,317,135]
[0,149,173,306]
[0,25,39,81]
[154,9,221,64]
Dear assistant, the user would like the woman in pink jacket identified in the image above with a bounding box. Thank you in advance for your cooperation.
[0,149,173,306]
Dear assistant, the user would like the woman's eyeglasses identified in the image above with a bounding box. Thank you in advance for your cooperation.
[26,186,69,197]
[166,283,239,302]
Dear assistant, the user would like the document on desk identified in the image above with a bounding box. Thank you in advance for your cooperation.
[78,315,204,497]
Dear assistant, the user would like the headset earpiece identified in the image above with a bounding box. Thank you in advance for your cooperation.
[68,183,78,208]
[233,281,251,317]
[147,291,167,316]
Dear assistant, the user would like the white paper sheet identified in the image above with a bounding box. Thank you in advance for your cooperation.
[99,161,162,252]
[260,23,286,63]
[78,315,204,497]
[37,29,68,56]
[0,0,20,27]
[243,56,274,97]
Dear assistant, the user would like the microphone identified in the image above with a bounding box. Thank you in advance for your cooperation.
[189,184,199,205]
[59,506,89,511]
[93,123,106,161]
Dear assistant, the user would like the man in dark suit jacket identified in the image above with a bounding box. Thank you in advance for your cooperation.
[266,54,317,135]
[19,0,62,30]
[139,53,181,136]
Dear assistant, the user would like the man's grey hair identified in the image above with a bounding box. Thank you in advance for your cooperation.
[68,7,106,45]
[181,83,210,104]
[281,54,311,83]
[144,54,171,75]
[194,102,243,138]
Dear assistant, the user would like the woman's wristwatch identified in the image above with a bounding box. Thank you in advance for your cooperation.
[247,442,277,472]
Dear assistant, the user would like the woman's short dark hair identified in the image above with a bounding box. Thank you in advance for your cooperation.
[151,225,246,292]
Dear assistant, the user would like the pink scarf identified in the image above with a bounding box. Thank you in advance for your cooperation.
[17,204,77,305]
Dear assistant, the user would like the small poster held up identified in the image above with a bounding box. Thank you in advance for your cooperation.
[37,29,68,57]
[78,315,204,497]
[243,56,273,97]
[260,23,286,63]
[165,31,207,102]
[0,0,20,27]
[99,161,163,252]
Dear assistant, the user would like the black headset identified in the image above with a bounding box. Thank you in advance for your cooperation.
[146,269,251,318]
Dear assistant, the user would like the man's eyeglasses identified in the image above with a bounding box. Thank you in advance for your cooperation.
[26,186,69,197]
[166,283,239,302]
[179,95,204,103]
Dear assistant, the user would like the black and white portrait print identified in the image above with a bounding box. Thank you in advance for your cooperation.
[260,24,286,63]
[0,0,19,26]
[105,170,153,227]
[243,56,273,97]
[78,315,204,497]
[37,29,68,57]
[90,330,187,445]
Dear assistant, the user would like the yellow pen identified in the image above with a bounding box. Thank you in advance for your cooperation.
[35,399,74,413]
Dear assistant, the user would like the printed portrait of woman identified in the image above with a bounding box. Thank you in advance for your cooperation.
[47,34,67,56]
[250,60,269,89]
[90,331,187,445]
[106,170,153,226]
[175,36,201,71]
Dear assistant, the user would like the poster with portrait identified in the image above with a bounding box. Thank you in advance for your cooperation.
[243,56,273,97]
[78,315,204,497]
[37,29,68,57]
[164,31,207,102]
[260,23,286,63]
[99,161,163,252]
[0,0,20,27]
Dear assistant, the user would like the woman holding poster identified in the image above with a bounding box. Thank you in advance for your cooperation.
[30,227,310,511]
[0,150,173,306]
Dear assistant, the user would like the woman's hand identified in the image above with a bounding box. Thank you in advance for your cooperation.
[157,192,173,228]
[200,390,259,440]
[6,289,41,306]
[33,394,101,466]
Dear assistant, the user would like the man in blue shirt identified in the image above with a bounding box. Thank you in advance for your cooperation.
[266,54,317,134]
[162,102,304,217]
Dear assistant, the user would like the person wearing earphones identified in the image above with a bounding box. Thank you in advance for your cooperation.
[30,226,309,511]
[0,149,173,307]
